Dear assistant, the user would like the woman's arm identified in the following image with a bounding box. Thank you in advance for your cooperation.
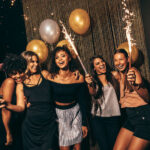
[6,83,26,112]
[127,67,142,85]
[85,74,97,96]
[120,67,148,108]
[1,78,15,145]
[78,82,88,138]
[41,70,52,80]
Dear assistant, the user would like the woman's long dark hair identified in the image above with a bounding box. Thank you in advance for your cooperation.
[50,46,78,77]
[90,55,120,115]
[90,55,113,99]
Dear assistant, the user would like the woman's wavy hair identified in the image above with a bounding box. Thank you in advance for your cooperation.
[2,53,27,76]
[90,55,112,98]
[21,51,40,75]
[90,55,120,115]
[50,46,77,77]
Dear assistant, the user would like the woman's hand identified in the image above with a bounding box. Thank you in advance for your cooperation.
[127,69,136,84]
[85,74,93,85]
[24,96,31,108]
[85,74,96,95]
[0,99,7,108]
[82,126,88,138]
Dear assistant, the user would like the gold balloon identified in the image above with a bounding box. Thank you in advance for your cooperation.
[117,42,139,63]
[69,9,90,35]
[56,40,77,59]
[26,40,48,63]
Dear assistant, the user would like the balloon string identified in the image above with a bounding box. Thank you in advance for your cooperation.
[60,21,88,74]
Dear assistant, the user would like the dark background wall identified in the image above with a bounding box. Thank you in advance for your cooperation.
[0,0,27,62]
[140,0,150,70]
[0,0,27,85]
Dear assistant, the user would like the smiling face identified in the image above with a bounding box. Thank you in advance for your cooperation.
[114,52,128,72]
[27,55,39,74]
[55,50,71,69]
[93,58,106,74]
[10,72,25,83]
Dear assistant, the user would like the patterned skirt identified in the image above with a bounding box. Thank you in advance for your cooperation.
[56,103,82,146]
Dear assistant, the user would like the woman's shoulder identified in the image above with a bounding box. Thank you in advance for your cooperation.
[41,70,52,80]
[111,71,120,81]
[47,70,85,85]
[2,78,15,86]
[1,78,15,92]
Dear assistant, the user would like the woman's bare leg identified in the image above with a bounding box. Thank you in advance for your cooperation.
[113,128,134,150]
[60,146,70,150]
[128,136,150,150]
[73,143,81,150]
[2,108,13,146]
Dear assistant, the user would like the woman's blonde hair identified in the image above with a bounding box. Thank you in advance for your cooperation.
[21,51,40,75]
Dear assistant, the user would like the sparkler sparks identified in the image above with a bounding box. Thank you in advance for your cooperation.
[11,0,16,6]
[59,20,88,74]
[122,0,135,68]
[23,14,29,21]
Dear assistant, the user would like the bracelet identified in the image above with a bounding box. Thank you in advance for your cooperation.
[133,83,143,90]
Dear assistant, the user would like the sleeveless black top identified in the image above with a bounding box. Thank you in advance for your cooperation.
[24,76,53,104]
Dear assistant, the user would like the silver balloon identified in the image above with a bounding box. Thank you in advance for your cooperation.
[39,19,60,44]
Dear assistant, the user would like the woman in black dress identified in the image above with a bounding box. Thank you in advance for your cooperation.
[0,51,58,150]
[0,54,26,150]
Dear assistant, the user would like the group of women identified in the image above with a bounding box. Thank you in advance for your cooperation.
[0,46,150,150]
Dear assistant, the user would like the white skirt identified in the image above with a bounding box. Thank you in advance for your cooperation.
[56,103,82,146]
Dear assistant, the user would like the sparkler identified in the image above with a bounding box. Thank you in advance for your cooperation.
[122,0,135,68]
[11,0,16,6]
[60,20,88,74]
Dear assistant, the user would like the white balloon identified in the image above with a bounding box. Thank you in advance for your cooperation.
[39,19,60,44]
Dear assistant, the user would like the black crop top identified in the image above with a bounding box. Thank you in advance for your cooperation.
[50,81,88,126]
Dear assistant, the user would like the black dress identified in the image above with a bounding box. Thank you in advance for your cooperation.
[0,105,6,150]
[0,92,24,150]
[22,75,58,150]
